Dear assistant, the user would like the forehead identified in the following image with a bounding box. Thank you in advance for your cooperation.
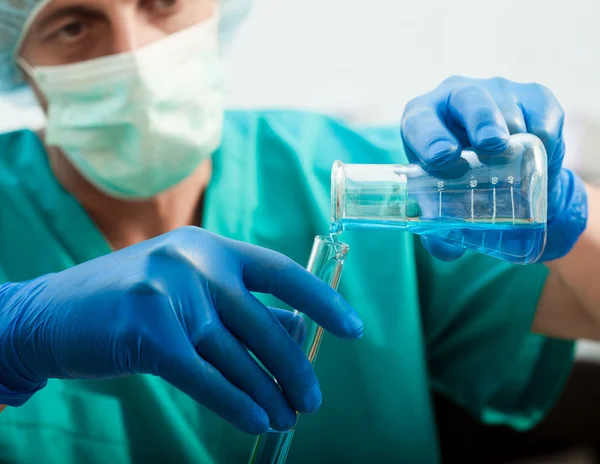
[37,0,137,13]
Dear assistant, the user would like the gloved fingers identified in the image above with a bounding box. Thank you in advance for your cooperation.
[233,242,363,339]
[158,349,270,435]
[270,307,307,346]
[401,103,463,170]
[194,320,297,432]
[420,236,465,262]
[220,290,322,414]
[446,83,511,155]
[142,256,302,431]
[517,84,565,180]
[486,85,527,135]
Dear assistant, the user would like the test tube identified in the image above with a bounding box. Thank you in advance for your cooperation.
[248,236,349,464]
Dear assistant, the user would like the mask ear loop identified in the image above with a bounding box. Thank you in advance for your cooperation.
[17,57,35,79]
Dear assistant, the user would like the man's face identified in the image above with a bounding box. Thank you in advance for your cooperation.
[18,0,216,111]
[19,0,215,67]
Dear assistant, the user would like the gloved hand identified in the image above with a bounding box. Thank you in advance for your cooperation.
[401,76,588,262]
[0,226,363,434]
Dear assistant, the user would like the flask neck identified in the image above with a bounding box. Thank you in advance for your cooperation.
[331,161,410,232]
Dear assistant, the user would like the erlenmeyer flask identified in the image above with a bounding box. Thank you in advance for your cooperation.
[331,133,547,264]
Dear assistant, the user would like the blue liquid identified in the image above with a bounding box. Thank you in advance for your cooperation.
[330,219,546,265]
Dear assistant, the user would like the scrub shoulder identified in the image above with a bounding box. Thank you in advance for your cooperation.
[0,128,109,282]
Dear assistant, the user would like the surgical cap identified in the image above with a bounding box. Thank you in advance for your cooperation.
[0,0,252,92]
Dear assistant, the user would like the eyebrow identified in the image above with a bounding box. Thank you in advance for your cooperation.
[34,5,105,34]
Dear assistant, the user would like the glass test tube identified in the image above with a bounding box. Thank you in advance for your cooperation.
[248,236,349,464]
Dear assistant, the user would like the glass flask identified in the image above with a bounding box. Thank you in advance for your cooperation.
[330,133,547,264]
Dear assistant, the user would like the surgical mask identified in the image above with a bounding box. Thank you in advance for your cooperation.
[19,17,226,199]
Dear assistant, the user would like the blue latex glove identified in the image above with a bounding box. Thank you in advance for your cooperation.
[0,227,363,434]
[401,76,588,262]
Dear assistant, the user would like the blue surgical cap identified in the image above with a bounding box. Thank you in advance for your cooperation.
[0,0,252,92]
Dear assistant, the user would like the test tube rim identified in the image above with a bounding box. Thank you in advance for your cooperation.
[312,234,349,250]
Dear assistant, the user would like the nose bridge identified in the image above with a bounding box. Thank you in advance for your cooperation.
[111,22,137,54]
[109,10,165,55]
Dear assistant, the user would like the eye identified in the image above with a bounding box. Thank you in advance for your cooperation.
[154,0,177,8]
[145,0,179,13]
[55,20,89,43]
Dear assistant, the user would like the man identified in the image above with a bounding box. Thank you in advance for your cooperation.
[0,0,597,462]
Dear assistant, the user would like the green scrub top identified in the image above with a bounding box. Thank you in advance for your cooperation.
[0,110,573,464]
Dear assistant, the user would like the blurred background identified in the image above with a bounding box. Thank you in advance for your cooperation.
[1,0,600,461]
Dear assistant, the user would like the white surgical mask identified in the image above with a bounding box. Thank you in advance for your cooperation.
[19,16,226,199]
